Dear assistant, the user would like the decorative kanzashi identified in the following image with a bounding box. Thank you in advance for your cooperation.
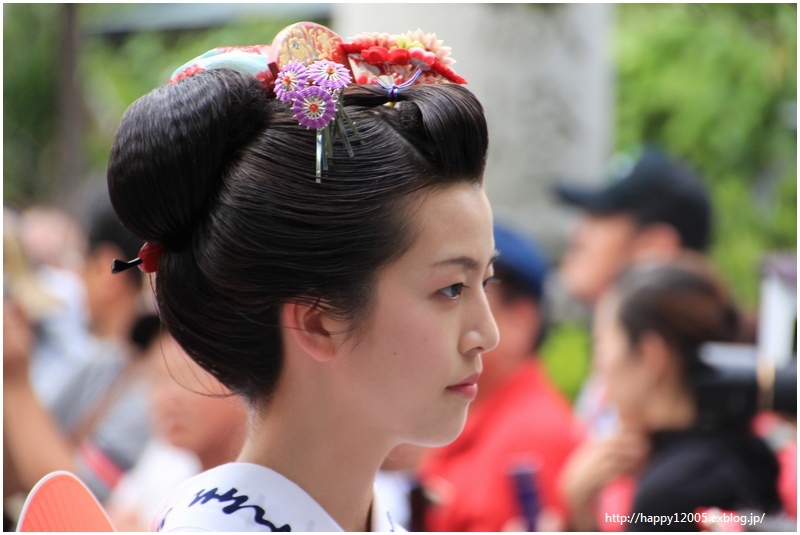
[373,69,424,101]
[292,85,336,129]
[274,61,308,102]
[308,60,350,90]
[169,45,276,93]
[273,22,346,69]
[163,22,466,182]
[111,242,164,274]
[275,58,355,180]
[340,29,466,86]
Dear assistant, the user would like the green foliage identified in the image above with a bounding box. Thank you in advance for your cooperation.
[81,15,316,175]
[543,5,796,399]
[539,322,591,401]
[614,3,796,307]
[2,4,318,207]
[3,4,61,206]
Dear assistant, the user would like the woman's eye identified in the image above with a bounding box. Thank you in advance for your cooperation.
[440,283,467,300]
[483,276,500,289]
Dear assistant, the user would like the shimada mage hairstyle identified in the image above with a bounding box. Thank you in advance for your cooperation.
[107,22,489,405]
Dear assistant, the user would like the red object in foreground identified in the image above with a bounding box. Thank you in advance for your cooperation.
[17,471,115,532]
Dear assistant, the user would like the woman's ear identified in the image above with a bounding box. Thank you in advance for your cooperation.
[282,300,339,363]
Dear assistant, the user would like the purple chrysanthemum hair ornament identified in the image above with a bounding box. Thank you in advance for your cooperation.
[274,61,308,101]
[277,58,361,179]
[167,22,466,181]
[169,23,361,181]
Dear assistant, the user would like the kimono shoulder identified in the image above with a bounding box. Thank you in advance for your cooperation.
[153,462,403,532]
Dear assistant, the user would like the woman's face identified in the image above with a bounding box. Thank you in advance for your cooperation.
[330,182,500,447]
[593,293,651,426]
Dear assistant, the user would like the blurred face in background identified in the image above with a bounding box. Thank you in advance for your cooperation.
[592,292,652,428]
[20,207,86,272]
[148,333,248,468]
[559,213,640,306]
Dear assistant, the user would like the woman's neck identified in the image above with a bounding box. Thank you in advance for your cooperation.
[199,430,246,472]
[238,397,391,532]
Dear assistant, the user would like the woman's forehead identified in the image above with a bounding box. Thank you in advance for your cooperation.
[405,184,493,259]
[368,185,493,294]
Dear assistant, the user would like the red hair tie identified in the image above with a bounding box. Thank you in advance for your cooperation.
[111,242,164,274]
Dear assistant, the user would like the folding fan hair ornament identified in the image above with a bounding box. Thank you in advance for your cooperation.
[168,22,467,181]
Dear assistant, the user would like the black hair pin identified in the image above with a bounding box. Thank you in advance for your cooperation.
[111,242,164,274]
[111,257,143,274]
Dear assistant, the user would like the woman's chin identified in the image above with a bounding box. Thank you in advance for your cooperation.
[406,411,469,448]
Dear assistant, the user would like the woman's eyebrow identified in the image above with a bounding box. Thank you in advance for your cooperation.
[430,251,500,271]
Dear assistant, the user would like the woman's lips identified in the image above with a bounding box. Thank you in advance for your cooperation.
[446,373,480,399]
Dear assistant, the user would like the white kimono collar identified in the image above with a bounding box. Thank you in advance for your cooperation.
[155,462,401,532]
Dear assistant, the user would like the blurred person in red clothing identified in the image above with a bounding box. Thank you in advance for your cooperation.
[418,223,584,531]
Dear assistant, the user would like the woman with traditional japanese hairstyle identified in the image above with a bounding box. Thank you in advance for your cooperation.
[106,23,499,531]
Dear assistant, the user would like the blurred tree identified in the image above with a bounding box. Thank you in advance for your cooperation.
[81,15,304,176]
[3,3,319,208]
[3,4,61,206]
[542,4,796,398]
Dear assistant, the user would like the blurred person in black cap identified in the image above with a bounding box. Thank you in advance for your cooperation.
[557,145,712,307]
[418,223,584,532]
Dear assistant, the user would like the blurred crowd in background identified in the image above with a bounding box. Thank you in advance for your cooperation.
[5,145,796,531]
[3,3,797,533]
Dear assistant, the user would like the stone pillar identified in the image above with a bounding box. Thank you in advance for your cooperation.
[332,3,614,258]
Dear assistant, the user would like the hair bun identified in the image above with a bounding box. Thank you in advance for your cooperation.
[108,69,269,247]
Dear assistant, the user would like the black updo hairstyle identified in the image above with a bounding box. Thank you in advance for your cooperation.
[108,68,489,406]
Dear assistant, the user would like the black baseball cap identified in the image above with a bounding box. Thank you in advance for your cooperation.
[555,146,713,252]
